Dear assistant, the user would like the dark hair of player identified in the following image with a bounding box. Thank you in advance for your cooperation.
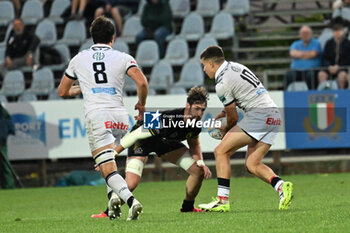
[200,45,225,64]
[90,16,115,44]
[187,86,209,106]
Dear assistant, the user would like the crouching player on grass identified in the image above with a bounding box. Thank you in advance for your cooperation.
[92,86,212,217]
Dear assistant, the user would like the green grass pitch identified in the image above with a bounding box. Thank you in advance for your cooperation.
[1,173,350,233]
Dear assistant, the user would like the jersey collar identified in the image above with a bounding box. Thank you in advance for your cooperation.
[215,60,228,81]
[91,44,112,50]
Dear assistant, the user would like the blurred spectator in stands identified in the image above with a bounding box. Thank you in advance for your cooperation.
[11,0,21,17]
[136,0,173,58]
[0,103,15,189]
[1,18,40,76]
[285,26,322,89]
[69,0,89,20]
[63,0,105,25]
[94,1,125,36]
[318,17,350,89]
[333,0,350,10]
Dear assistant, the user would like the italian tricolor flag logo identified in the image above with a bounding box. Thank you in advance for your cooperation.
[310,103,334,130]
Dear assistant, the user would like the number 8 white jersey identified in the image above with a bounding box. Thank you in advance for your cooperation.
[215,61,277,111]
[65,44,137,115]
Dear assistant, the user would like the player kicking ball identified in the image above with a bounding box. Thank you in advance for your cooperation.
[197,46,293,212]
[92,86,212,218]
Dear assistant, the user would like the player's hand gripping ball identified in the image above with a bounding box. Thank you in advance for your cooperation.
[208,117,226,140]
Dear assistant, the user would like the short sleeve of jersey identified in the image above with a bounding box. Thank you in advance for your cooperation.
[216,80,235,107]
[290,40,298,51]
[65,55,78,80]
[124,53,138,73]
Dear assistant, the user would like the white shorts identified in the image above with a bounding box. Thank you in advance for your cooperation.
[237,108,281,145]
[86,109,129,152]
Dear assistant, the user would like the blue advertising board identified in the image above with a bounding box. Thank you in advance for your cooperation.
[284,90,349,149]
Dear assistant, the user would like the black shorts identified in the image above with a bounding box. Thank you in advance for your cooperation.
[128,137,186,157]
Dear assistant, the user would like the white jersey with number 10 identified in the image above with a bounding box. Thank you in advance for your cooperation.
[215,61,277,111]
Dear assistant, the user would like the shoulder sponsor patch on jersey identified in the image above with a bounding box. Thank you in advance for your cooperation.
[219,95,226,103]
[231,65,241,73]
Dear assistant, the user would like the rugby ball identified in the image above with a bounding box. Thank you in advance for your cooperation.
[208,117,226,140]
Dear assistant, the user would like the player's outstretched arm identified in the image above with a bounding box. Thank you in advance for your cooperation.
[58,75,82,97]
[127,67,148,120]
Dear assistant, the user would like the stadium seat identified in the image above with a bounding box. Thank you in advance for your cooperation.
[163,38,189,66]
[124,75,137,92]
[46,44,70,71]
[28,68,55,96]
[207,12,235,40]
[318,28,333,50]
[178,13,204,41]
[113,40,129,54]
[317,80,338,90]
[0,94,7,103]
[119,16,143,43]
[193,36,218,60]
[136,0,147,16]
[149,61,174,91]
[0,24,13,48]
[48,0,70,24]
[48,88,63,100]
[0,70,25,97]
[0,46,5,63]
[223,0,250,16]
[287,81,309,91]
[21,0,44,25]
[195,0,220,17]
[79,39,94,52]
[56,20,86,47]
[35,19,57,47]
[174,60,204,89]
[135,40,159,68]
[169,87,187,95]
[169,0,190,19]
[18,92,38,102]
[333,8,350,21]
[148,88,156,95]
[0,1,15,27]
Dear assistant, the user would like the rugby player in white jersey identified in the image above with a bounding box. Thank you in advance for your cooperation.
[198,46,293,212]
[58,16,148,221]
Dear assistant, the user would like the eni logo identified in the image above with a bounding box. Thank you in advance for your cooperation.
[93,52,105,61]
[303,94,341,139]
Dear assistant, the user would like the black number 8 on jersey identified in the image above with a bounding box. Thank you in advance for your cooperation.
[93,62,108,83]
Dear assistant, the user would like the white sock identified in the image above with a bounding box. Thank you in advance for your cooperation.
[274,180,284,192]
[217,186,230,200]
[106,171,133,203]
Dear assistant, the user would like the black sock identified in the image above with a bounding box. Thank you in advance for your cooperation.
[127,196,135,208]
[270,176,282,188]
[218,177,230,187]
[181,200,194,212]
[104,208,108,215]
[107,191,113,200]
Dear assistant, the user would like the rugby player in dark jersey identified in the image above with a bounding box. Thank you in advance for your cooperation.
[92,86,212,218]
